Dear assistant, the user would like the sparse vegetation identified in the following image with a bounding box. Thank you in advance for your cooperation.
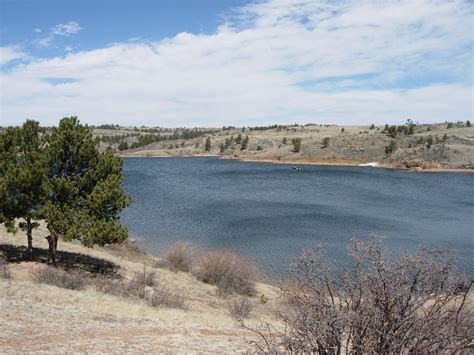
[384,140,397,155]
[194,250,257,296]
[0,258,11,279]
[205,136,211,151]
[31,265,87,290]
[227,296,254,322]
[245,238,473,353]
[148,287,187,309]
[291,138,302,153]
[321,137,330,148]
[161,242,194,272]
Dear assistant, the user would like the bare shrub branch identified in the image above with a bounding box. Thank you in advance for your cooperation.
[161,242,194,272]
[31,265,86,290]
[246,238,473,353]
[194,250,258,296]
[227,296,254,322]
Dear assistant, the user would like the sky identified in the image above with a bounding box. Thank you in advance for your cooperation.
[0,0,472,127]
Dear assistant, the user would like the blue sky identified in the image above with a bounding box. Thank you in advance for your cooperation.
[1,0,246,58]
[0,0,472,127]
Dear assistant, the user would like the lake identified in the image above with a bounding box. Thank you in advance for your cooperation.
[121,157,473,280]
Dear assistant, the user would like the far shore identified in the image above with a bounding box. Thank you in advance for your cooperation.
[117,152,474,173]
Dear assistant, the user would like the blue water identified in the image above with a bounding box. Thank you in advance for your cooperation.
[121,157,473,279]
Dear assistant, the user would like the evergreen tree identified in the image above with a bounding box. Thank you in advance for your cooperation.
[204,136,211,151]
[466,120,471,127]
[384,141,397,155]
[241,135,249,150]
[235,134,242,144]
[321,137,330,148]
[0,120,47,258]
[369,124,375,130]
[219,143,225,153]
[282,137,287,145]
[118,141,128,151]
[292,138,302,153]
[43,117,131,263]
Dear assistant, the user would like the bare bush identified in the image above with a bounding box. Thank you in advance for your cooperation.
[162,242,194,272]
[147,287,187,309]
[31,265,86,290]
[126,266,156,298]
[0,258,11,279]
[247,238,473,353]
[194,250,258,296]
[227,297,254,322]
[94,274,126,296]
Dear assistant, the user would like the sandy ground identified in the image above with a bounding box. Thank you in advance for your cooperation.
[0,224,280,353]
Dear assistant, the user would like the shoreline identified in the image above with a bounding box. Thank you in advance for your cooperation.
[118,152,474,173]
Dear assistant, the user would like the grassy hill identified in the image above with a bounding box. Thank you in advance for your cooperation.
[94,122,474,170]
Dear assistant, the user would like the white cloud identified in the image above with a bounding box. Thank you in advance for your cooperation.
[51,21,82,36]
[36,21,82,48]
[0,46,25,66]
[33,28,42,33]
[2,1,472,126]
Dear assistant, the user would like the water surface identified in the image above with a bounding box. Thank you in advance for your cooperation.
[121,157,473,279]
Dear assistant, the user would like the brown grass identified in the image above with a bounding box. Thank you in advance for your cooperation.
[31,265,86,290]
[194,250,258,296]
[161,242,194,272]
[148,287,187,309]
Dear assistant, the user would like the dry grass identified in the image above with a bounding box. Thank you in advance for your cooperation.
[148,287,187,309]
[31,265,87,290]
[227,297,254,323]
[161,242,194,272]
[194,250,258,296]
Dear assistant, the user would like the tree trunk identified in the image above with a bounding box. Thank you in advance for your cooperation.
[26,217,33,259]
[46,234,59,265]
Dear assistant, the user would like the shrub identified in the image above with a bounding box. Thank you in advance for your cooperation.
[291,138,302,153]
[227,297,254,322]
[0,258,11,279]
[31,265,86,290]
[321,137,330,148]
[94,274,126,296]
[147,287,187,309]
[384,140,397,155]
[194,250,258,296]
[126,266,156,298]
[162,242,194,272]
[246,238,473,353]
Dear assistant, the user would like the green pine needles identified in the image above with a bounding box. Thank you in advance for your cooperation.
[0,117,131,263]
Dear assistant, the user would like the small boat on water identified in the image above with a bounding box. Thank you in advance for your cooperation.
[292,166,301,170]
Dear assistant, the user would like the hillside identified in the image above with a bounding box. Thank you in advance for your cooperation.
[0,224,280,353]
[94,122,474,171]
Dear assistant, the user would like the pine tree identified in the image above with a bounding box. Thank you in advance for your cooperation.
[467,120,471,127]
[292,138,302,153]
[204,136,211,151]
[241,135,249,150]
[235,134,242,144]
[0,120,48,258]
[43,117,131,263]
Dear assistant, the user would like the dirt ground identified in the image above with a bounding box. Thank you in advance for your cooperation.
[0,224,280,353]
